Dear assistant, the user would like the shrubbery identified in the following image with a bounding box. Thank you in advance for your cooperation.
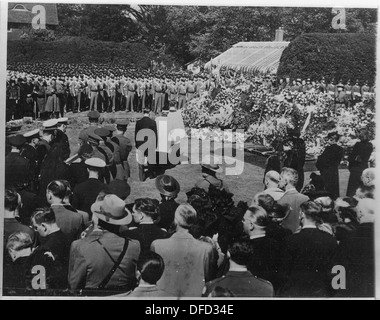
[7,38,154,69]
[277,33,376,85]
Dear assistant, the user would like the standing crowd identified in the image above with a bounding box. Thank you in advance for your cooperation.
[3,102,375,297]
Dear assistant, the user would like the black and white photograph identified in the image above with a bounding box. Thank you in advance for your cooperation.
[1,0,378,301]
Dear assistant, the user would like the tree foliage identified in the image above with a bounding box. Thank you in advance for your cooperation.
[277,33,377,84]
[17,5,379,66]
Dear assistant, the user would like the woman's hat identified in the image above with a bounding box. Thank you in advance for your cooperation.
[201,155,223,173]
[156,175,180,197]
[91,194,132,226]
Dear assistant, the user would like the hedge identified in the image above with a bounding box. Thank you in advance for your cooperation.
[277,33,377,85]
[7,37,154,69]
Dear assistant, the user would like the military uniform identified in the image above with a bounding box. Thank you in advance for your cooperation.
[125,80,137,112]
[177,82,187,109]
[153,80,165,113]
[5,135,30,189]
[89,80,100,111]
[68,229,140,292]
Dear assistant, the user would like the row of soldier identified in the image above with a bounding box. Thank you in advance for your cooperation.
[6,71,218,121]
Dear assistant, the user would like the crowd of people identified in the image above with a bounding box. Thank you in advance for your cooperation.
[6,63,376,123]
[3,101,376,297]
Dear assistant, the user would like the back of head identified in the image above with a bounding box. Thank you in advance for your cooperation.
[5,188,19,212]
[47,180,69,201]
[281,167,299,187]
[228,239,254,266]
[252,193,275,214]
[6,232,33,252]
[137,251,165,285]
[134,198,160,223]
[32,207,56,225]
[300,201,323,224]
[265,170,280,186]
[175,204,198,229]
[246,205,270,228]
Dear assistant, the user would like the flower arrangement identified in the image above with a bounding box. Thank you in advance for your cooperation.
[182,84,375,156]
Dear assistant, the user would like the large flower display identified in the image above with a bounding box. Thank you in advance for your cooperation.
[182,83,376,157]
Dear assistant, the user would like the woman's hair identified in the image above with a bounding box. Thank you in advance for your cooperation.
[134,198,160,223]
[300,201,323,224]
[31,207,56,225]
[6,232,33,252]
[137,252,165,285]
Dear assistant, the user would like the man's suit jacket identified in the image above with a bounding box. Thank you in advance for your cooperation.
[278,189,309,233]
[281,228,338,297]
[135,116,158,153]
[51,204,85,244]
[204,271,274,297]
[69,230,140,291]
[5,152,30,188]
[121,224,170,255]
[72,178,106,217]
[151,231,216,298]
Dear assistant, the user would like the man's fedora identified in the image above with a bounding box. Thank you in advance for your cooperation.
[91,194,132,226]
[156,175,180,197]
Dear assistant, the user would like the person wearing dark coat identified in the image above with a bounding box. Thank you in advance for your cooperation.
[283,130,306,192]
[20,129,40,192]
[5,135,30,189]
[334,198,375,297]
[346,129,373,197]
[51,117,71,161]
[3,232,34,294]
[242,206,282,292]
[72,158,106,219]
[30,208,71,290]
[155,175,181,232]
[316,132,344,199]
[121,198,170,255]
[135,109,158,181]
[280,201,338,298]
[38,142,71,206]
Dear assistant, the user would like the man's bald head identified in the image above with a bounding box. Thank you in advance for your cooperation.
[265,171,281,188]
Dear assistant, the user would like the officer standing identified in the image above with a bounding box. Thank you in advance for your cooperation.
[78,111,102,146]
[112,119,132,181]
[72,158,107,218]
[95,128,115,184]
[177,78,187,109]
[5,135,30,189]
[21,129,40,192]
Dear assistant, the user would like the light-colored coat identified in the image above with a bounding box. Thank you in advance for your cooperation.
[151,231,216,298]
